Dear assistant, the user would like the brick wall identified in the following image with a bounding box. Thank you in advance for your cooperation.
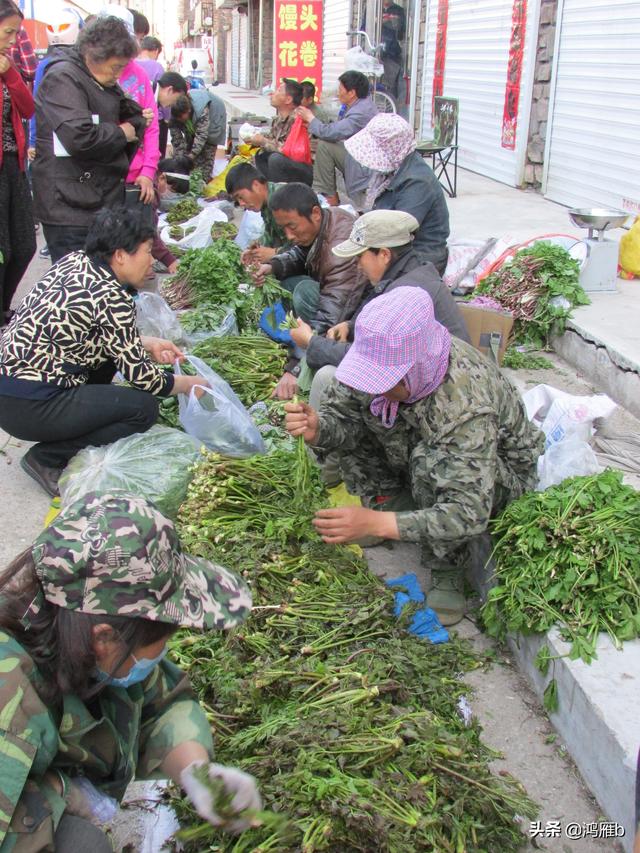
[523,0,558,187]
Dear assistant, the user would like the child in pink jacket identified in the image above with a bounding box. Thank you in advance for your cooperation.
[119,60,177,272]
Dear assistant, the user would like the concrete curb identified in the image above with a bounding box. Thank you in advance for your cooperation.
[507,629,639,852]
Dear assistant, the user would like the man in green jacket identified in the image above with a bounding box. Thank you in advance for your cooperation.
[225,162,289,263]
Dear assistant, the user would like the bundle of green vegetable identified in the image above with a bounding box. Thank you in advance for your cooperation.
[482,470,640,708]
[501,347,554,370]
[166,197,200,225]
[167,444,536,851]
[180,303,235,335]
[189,169,205,197]
[192,334,287,405]
[211,221,239,240]
[160,241,286,330]
[476,243,589,347]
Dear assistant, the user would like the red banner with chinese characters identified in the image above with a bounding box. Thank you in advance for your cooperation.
[501,0,527,149]
[273,0,324,97]
[432,0,449,114]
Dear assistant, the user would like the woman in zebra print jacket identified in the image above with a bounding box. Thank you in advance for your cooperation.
[0,206,208,497]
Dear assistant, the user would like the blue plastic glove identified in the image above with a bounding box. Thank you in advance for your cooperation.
[386,572,449,644]
[259,302,292,344]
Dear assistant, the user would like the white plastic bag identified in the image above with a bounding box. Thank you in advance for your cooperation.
[537,436,601,491]
[238,122,262,141]
[136,292,184,343]
[176,355,265,457]
[522,384,617,448]
[234,210,265,250]
[160,204,228,250]
[344,45,384,77]
[59,426,200,519]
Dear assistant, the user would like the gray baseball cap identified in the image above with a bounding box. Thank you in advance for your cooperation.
[333,210,419,258]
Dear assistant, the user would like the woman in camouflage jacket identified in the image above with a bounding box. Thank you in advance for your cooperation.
[285,287,544,627]
[0,492,258,852]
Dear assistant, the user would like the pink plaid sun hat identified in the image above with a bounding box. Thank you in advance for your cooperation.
[335,287,451,426]
[345,113,416,173]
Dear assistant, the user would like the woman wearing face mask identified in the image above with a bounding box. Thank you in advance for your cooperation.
[0,491,259,853]
[285,287,544,627]
[0,0,36,326]
[31,14,147,263]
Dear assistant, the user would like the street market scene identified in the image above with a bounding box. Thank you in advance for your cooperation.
[0,0,639,850]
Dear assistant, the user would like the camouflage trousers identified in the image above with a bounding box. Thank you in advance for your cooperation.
[335,436,517,570]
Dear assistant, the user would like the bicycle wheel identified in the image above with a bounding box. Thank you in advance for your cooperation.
[373,90,396,114]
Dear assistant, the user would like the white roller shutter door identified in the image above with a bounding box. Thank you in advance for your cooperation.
[543,0,640,211]
[322,0,350,96]
[231,13,241,85]
[239,12,249,88]
[420,0,539,186]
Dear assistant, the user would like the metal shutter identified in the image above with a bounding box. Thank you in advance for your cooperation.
[322,0,350,96]
[543,0,640,211]
[420,0,540,186]
[239,11,249,88]
[231,13,241,85]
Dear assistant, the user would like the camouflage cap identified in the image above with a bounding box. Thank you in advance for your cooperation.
[31,492,251,631]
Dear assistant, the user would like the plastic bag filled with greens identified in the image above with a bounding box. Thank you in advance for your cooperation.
[59,426,201,520]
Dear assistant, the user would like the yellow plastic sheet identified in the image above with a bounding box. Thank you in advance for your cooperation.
[203,146,258,198]
[43,497,61,527]
[326,483,363,557]
[619,216,640,279]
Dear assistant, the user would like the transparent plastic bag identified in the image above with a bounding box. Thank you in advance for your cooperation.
[344,45,384,77]
[176,355,265,457]
[136,292,184,343]
[537,436,601,491]
[59,425,201,519]
[183,306,239,348]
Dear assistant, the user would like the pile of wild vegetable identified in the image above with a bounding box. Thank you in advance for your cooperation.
[166,441,537,851]
[192,334,287,406]
[211,221,239,240]
[161,240,285,331]
[482,469,640,710]
[476,242,589,347]
[166,197,200,225]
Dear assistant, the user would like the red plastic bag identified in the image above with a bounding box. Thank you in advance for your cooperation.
[281,116,312,165]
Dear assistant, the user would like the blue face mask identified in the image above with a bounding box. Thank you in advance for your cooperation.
[98,647,168,688]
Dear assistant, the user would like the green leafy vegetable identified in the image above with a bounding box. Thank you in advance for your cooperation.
[167,197,200,225]
[482,470,640,669]
[502,347,554,370]
[476,242,589,347]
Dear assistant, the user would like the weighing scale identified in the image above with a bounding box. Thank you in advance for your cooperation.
[568,208,630,292]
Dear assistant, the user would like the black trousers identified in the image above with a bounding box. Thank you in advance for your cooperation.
[255,150,313,186]
[0,365,159,468]
[0,153,36,314]
[42,224,90,265]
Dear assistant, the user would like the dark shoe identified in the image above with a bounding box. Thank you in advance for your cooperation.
[39,246,50,258]
[20,452,62,497]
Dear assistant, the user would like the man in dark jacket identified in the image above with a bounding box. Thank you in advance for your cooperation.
[252,182,367,399]
[32,17,145,263]
[290,209,469,485]
[293,209,469,371]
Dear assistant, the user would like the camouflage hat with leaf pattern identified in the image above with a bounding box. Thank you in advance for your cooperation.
[30,492,251,630]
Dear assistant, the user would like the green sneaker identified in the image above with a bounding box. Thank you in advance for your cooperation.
[427,567,466,626]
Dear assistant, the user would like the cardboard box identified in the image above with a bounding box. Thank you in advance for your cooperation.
[456,303,514,364]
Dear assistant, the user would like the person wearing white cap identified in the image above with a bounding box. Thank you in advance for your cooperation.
[345,113,450,275]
